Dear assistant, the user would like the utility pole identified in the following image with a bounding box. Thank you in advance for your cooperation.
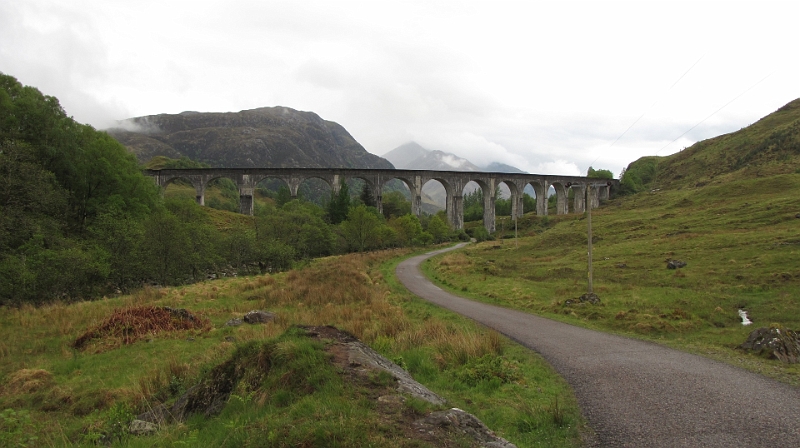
[587,184,593,294]
[514,214,518,248]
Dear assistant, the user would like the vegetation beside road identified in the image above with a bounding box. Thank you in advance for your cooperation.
[425,174,800,385]
[0,249,585,447]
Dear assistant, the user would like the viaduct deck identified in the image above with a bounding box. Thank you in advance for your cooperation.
[144,168,618,231]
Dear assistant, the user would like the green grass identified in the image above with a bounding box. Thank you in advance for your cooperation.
[423,173,800,386]
[0,248,586,447]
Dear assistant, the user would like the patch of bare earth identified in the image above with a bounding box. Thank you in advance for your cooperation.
[73,306,211,352]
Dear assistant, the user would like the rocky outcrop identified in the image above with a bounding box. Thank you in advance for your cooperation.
[413,408,517,448]
[740,326,800,363]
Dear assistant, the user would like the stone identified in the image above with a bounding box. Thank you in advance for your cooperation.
[243,310,275,324]
[579,293,601,304]
[129,419,158,436]
[740,326,800,363]
[413,408,517,448]
[225,318,243,327]
[667,259,687,269]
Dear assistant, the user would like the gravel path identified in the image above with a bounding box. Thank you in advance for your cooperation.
[396,244,800,447]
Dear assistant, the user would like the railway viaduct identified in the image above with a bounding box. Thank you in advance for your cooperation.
[143,168,617,232]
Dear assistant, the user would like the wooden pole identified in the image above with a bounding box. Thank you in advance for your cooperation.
[587,185,593,294]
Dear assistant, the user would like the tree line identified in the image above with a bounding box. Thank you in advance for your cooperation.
[0,74,470,306]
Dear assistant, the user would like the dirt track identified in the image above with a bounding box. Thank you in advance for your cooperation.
[396,243,800,447]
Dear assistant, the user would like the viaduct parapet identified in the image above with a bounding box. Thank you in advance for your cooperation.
[143,168,617,232]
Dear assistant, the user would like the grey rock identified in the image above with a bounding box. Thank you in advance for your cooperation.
[344,340,446,406]
[579,293,601,304]
[414,408,517,448]
[225,318,243,327]
[129,419,158,436]
[740,326,800,363]
[243,310,275,324]
[667,259,687,269]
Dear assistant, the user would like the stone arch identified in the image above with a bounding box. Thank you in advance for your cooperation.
[570,183,587,214]
[295,175,336,207]
[496,179,522,219]
[419,177,451,220]
[378,176,416,219]
[160,175,206,205]
[253,175,294,205]
[200,174,244,213]
[463,178,494,233]
[342,175,379,209]
[521,180,549,216]
[550,182,570,215]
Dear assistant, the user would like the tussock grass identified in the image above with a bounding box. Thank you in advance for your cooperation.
[427,173,800,385]
[0,246,585,447]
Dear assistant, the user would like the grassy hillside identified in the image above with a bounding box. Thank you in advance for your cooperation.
[425,171,800,385]
[0,249,586,447]
[621,98,800,192]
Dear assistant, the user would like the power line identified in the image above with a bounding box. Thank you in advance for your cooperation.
[655,72,773,154]
[588,56,704,170]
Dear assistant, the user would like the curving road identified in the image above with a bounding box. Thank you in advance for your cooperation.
[396,244,800,447]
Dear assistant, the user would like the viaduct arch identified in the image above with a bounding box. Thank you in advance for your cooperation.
[144,168,617,232]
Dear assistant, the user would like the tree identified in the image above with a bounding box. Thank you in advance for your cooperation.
[587,166,614,179]
[275,185,292,207]
[381,191,411,219]
[522,193,536,214]
[389,214,423,246]
[359,182,376,207]
[340,204,382,252]
[426,214,451,243]
[141,208,190,285]
[257,200,334,258]
[463,188,484,222]
[0,73,161,302]
[327,179,350,224]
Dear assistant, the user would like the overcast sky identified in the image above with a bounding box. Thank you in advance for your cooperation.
[2,0,798,177]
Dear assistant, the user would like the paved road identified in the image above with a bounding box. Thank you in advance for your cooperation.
[397,244,800,447]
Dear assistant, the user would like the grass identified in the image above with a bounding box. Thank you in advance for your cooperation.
[0,248,586,447]
[423,173,800,386]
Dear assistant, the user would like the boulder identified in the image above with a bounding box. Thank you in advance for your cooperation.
[667,260,687,269]
[413,408,517,448]
[243,310,275,324]
[579,293,601,304]
[740,326,800,363]
[225,318,243,327]
[129,419,158,436]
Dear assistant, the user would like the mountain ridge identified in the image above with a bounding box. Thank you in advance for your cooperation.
[108,106,395,170]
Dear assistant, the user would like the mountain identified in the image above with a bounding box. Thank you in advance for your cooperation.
[622,98,800,193]
[107,107,394,169]
[484,162,526,173]
[384,142,527,205]
[384,142,481,172]
[381,142,430,168]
